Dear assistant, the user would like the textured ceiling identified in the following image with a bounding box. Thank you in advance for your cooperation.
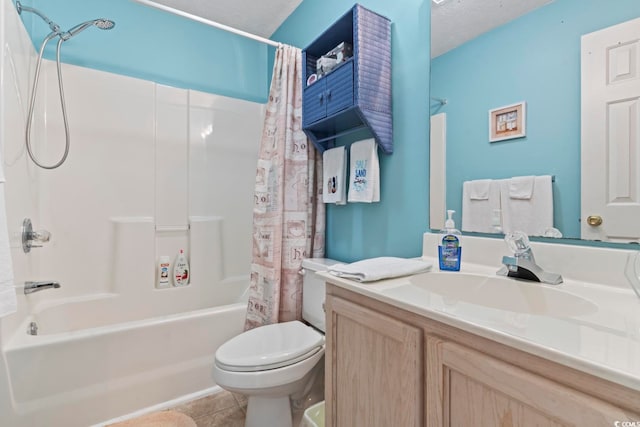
[144,0,303,37]
[432,0,554,58]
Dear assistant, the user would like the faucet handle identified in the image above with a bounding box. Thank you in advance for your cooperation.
[22,218,52,253]
[504,231,531,255]
[30,229,51,243]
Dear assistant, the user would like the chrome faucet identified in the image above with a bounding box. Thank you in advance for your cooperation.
[24,281,61,295]
[497,231,563,285]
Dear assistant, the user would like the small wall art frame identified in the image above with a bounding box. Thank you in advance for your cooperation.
[489,101,526,142]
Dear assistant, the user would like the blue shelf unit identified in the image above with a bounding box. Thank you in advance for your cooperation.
[302,4,392,154]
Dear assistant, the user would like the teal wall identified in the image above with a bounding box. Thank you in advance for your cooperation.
[431,0,640,239]
[274,0,431,262]
[15,0,269,102]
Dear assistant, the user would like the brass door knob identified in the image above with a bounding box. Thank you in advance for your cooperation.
[586,215,603,226]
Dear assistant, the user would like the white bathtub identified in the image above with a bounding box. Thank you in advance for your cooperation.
[2,289,247,426]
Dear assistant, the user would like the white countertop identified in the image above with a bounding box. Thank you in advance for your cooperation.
[319,256,640,392]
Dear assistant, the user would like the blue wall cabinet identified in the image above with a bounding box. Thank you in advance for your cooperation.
[302,4,393,154]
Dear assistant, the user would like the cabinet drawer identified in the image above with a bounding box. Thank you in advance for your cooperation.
[325,61,354,116]
[303,80,326,126]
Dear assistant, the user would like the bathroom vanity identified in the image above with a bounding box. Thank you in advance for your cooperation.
[321,234,640,426]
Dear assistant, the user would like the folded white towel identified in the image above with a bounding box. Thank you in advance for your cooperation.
[0,184,16,318]
[508,175,535,199]
[468,179,491,200]
[462,179,501,233]
[348,139,380,203]
[328,257,432,282]
[322,147,347,205]
[500,175,553,236]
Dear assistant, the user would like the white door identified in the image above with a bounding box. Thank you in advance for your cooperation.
[582,17,640,242]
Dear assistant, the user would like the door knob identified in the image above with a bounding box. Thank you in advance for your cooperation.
[586,215,603,226]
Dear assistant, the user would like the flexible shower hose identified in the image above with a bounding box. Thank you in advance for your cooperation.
[25,32,71,170]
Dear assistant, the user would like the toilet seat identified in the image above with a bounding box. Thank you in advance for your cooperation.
[215,320,324,373]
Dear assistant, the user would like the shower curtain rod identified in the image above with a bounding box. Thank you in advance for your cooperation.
[132,0,296,48]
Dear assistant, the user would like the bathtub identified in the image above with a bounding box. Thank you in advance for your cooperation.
[2,286,248,426]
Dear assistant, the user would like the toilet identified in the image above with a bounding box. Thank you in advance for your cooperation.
[213,258,337,427]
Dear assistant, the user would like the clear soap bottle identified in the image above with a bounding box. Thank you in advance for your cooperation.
[438,210,462,271]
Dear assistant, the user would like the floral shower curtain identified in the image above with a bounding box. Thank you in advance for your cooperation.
[244,45,325,330]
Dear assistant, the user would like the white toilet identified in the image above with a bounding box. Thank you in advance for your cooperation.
[213,258,337,427]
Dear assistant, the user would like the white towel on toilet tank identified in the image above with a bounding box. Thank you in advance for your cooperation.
[348,139,380,203]
[0,183,16,318]
[462,179,501,233]
[322,146,347,205]
[499,175,553,236]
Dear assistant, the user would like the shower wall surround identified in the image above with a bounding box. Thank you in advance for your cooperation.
[1,0,263,358]
[0,0,39,418]
[1,0,264,422]
[6,60,263,303]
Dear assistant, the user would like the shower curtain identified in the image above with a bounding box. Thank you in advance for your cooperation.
[245,45,325,330]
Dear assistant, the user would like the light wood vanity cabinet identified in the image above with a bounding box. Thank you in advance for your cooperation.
[325,284,640,427]
[325,296,424,426]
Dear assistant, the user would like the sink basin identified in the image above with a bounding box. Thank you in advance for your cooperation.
[381,272,598,317]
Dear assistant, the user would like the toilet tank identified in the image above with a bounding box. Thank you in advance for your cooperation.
[301,258,340,333]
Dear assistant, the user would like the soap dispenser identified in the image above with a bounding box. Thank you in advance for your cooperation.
[173,249,190,287]
[439,210,462,271]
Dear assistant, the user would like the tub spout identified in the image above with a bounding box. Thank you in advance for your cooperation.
[24,281,61,295]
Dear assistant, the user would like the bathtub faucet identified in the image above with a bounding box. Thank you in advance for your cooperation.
[24,281,61,295]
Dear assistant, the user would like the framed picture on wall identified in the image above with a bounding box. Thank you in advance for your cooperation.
[489,101,526,142]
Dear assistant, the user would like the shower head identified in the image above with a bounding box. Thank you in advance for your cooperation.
[62,19,116,40]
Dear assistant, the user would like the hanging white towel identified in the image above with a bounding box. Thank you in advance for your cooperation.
[328,257,433,282]
[508,175,535,199]
[0,184,16,318]
[348,139,380,203]
[322,146,347,205]
[462,179,501,233]
[468,179,492,200]
[500,175,553,236]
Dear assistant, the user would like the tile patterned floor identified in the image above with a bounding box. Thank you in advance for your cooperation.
[112,367,324,426]
[171,392,248,427]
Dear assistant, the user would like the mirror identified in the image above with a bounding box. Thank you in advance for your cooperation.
[430,0,640,242]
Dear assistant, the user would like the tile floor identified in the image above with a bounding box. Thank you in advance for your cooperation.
[113,368,324,427]
[172,391,248,427]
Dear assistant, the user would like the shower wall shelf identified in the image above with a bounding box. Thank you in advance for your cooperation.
[302,4,392,154]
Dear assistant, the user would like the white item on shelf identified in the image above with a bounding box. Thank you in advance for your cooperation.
[173,249,190,286]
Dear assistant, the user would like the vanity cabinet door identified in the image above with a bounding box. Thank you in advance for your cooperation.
[426,338,639,426]
[326,296,424,427]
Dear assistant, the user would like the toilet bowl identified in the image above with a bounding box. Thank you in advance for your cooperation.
[212,258,338,427]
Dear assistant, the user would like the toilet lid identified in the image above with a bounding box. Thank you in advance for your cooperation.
[215,320,325,372]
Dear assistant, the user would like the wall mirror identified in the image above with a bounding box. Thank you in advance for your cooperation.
[430,0,640,244]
